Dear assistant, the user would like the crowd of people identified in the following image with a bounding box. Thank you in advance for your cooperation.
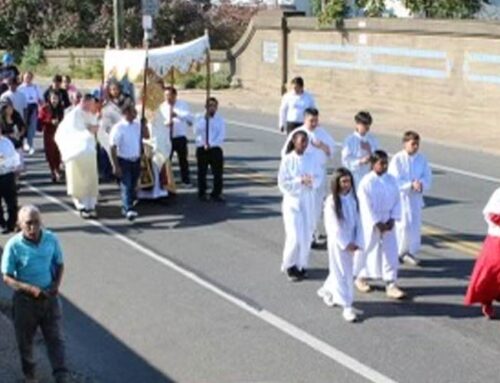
[277,76,500,323]
[0,55,499,382]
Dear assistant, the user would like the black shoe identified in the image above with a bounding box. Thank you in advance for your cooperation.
[286,266,302,282]
[79,210,91,219]
[299,268,308,279]
[211,195,226,203]
[311,240,323,250]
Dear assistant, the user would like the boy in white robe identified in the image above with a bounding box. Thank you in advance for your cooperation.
[280,108,336,248]
[355,150,406,300]
[388,131,432,266]
[317,168,364,322]
[278,130,323,282]
[342,111,378,188]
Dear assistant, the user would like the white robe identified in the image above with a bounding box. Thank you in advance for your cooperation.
[484,188,500,237]
[278,151,323,271]
[281,126,336,235]
[319,193,364,308]
[356,171,401,282]
[341,132,379,188]
[388,150,432,256]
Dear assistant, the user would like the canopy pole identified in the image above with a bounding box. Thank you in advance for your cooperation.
[205,29,211,149]
[141,34,150,136]
[170,35,176,86]
[205,29,211,105]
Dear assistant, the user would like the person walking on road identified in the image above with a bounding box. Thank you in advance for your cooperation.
[465,188,500,319]
[279,77,316,135]
[194,97,226,202]
[388,131,432,267]
[0,128,20,234]
[1,205,69,383]
[278,130,322,282]
[341,111,378,188]
[355,150,406,300]
[317,168,364,322]
[19,71,43,155]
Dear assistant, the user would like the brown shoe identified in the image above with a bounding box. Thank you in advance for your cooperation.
[386,283,406,300]
[355,278,372,293]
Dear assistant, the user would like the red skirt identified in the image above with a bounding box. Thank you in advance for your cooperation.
[465,235,500,305]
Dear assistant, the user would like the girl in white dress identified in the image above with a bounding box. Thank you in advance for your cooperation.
[318,168,364,322]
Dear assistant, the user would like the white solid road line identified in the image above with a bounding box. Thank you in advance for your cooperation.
[26,182,399,383]
[226,119,500,184]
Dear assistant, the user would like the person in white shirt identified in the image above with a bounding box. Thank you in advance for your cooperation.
[355,150,406,300]
[388,131,432,266]
[279,77,315,134]
[278,130,323,282]
[0,131,20,234]
[1,77,27,124]
[342,111,378,188]
[110,105,145,221]
[18,71,43,154]
[55,94,100,219]
[194,97,225,202]
[317,168,363,322]
[280,108,336,248]
[158,86,193,185]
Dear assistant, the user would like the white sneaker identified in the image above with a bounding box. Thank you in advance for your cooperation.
[317,287,327,299]
[342,307,357,322]
[126,210,138,221]
[386,283,406,300]
[23,141,30,152]
[322,292,336,308]
[401,253,420,266]
[28,147,35,155]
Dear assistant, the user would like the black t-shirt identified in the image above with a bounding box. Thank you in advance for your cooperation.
[44,87,71,109]
[1,110,25,148]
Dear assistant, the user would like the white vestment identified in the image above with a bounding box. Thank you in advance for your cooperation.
[137,107,172,200]
[341,132,378,188]
[55,106,99,210]
[278,151,323,271]
[281,126,336,235]
[484,188,500,237]
[388,150,432,257]
[356,171,401,282]
[319,193,364,308]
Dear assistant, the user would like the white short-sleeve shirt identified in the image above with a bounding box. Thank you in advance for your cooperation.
[109,118,142,160]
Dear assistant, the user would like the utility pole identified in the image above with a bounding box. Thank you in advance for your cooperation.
[113,0,124,48]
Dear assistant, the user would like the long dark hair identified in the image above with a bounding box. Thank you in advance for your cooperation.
[285,130,308,154]
[331,167,358,221]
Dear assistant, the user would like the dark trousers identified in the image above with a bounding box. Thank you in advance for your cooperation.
[170,136,190,184]
[286,121,303,135]
[0,172,17,230]
[97,144,114,182]
[118,158,141,213]
[13,292,67,379]
[196,146,223,198]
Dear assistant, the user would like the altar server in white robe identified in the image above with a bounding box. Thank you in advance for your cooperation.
[55,94,100,219]
[280,108,336,247]
[278,130,323,282]
[342,111,378,188]
[388,131,432,266]
[355,150,406,300]
[317,168,364,322]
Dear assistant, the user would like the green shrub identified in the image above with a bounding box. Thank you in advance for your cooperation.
[20,42,45,70]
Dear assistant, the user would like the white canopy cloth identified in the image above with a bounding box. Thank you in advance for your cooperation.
[104,34,210,80]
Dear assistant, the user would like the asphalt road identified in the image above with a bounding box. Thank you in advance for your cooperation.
[1,104,500,383]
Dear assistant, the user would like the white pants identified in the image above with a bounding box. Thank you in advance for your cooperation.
[73,197,97,211]
[320,244,354,308]
[396,197,423,256]
[281,203,313,272]
[356,228,399,283]
[313,174,328,239]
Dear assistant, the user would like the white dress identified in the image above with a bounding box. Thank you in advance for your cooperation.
[319,193,364,308]
[355,171,401,282]
[341,132,378,188]
[388,150,432,257]
[278,151,323,272]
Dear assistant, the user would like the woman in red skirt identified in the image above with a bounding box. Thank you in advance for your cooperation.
[39,92,65,182]
[465,188,500,319]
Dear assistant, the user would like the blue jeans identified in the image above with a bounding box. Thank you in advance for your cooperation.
[98,145,114,181]
[118,158,141,213]
[26,104,38,148]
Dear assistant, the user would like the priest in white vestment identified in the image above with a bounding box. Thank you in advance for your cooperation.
[55,94,100,219]
[388,131,432,266]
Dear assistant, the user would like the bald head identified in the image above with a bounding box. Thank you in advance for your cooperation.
[18,205,42,241]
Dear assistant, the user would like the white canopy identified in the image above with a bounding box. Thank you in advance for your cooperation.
[104,34,210,80]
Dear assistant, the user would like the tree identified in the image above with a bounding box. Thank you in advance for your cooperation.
[404,0,481,18]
